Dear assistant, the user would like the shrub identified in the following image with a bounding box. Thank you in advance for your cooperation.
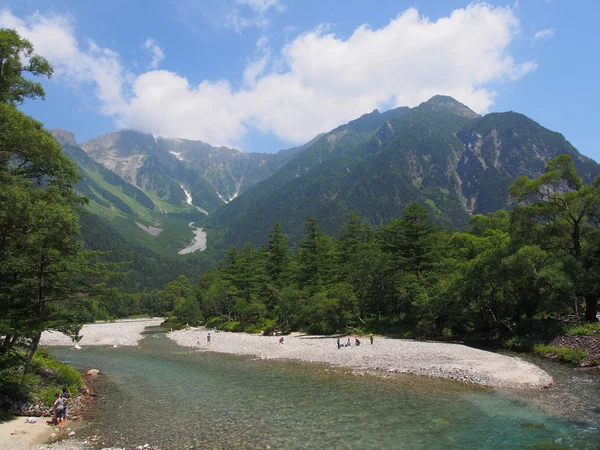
[205,316,224,329]
[564,323,600,337]
[0,368,40,402]
[222,321,242,332]
[533,344,587,365]
[503,336,537,352]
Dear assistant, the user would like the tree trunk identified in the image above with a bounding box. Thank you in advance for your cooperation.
[25,254,47,366]
[584,295,598,322]
[25,331,41,364]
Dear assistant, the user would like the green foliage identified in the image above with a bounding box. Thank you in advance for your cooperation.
[533,344,587,364]
[0,29,53,103]
[564,323,600,336]
[503,336,538,352]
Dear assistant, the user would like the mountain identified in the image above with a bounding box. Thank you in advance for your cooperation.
[54,95,599,255]
[207,96,599,246]
[79,130,305,213]
[50,129,310,256]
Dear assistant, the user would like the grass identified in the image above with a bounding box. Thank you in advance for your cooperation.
[563,323,600,336]
[0,349,84,413]
[533,344,587,365]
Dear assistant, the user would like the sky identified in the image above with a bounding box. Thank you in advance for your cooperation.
[1,0,599,161]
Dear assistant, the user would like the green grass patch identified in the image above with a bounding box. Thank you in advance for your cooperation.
[563,323,600,336]
[533,344,587,365]
[0,349,84,410]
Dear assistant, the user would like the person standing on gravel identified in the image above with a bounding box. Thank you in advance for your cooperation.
[207,333,211,345]
[337,338,341,349]
[53,393,66,427]
[60,386,71,422]
[370,334,374,345]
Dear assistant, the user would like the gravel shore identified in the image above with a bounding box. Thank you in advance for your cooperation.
[40,318,163,347]
[169,327,553,389]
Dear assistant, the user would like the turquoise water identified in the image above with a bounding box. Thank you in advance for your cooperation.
[49,328,600,449]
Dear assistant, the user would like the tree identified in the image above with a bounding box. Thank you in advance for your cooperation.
[0,29,53,104]
[509,155,600,321]
[0,30,101,367]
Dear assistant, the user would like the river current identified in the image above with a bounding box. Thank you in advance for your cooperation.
[49,328,600,449]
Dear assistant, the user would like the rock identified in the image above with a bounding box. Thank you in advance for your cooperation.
[68,431,76,436]
[86,369,100,375]
[74,344,82,350]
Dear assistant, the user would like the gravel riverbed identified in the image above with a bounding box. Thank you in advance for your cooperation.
[169,327,553,389]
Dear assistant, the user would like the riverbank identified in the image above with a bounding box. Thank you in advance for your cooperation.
[40,318,164,347]
[168,327,553,389]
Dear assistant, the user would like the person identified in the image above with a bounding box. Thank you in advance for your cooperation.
[370,334,374,345]
[346,338,351,347]
[60,387,71,424]
[207,333,211,345]
[337,338,341,349]
[279,337,284,344]
[196,335,200,346]
[355,338,361,346]
[53,393,66,427]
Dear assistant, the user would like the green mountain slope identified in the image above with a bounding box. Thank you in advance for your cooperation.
[51,130,205,257]
[207,96,599,247]
[207,106,411,241]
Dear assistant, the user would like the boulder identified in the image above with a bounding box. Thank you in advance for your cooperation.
[86,369,100,375]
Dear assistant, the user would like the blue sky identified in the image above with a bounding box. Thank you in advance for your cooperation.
[1,0,599,161]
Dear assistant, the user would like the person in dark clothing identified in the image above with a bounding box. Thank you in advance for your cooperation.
[61,387,71,418]
[53,393,66,427]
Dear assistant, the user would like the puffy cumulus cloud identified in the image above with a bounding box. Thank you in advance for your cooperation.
[142,38,165,69]
[534,28,555,40]
[0,9,128,115]
[1,3,537,149]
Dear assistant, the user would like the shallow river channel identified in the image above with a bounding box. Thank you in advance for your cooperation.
[49,328,600,449]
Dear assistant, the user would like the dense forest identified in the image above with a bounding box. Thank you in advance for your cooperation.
[114,154,600,342]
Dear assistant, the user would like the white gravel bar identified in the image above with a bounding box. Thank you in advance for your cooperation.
[169,327,553,389]
[40,318,163,347]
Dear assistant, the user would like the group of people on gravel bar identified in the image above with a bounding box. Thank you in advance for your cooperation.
[337,334,374,349]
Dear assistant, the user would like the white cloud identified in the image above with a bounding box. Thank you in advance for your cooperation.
[0,10,128,115]
[534,28,555,40]
[1,3,537,149]
[227,0,284,32]
[142,38,165,69]
[236,0,284,14]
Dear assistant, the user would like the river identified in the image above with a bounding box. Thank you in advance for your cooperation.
[49,328,600,449]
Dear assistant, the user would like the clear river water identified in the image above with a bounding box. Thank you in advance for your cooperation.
[49,327,600,449]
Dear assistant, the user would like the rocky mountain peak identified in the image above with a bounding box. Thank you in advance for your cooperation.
[422,95,480,119]
[50,129,78,147]
[81,129,158,157]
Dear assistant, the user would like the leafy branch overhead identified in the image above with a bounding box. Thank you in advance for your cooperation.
[0,28,53,104]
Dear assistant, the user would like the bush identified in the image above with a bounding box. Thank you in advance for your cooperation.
[503,336,537,352]
[222,321,242,332]
[564,323,600,336]
[0,368,40,402]
[533,344,587,365]
[205,316,224,329]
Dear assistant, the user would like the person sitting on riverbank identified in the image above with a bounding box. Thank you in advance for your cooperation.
[279,337,285,344]
[355,338,361,346]
[346,338,351,347]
